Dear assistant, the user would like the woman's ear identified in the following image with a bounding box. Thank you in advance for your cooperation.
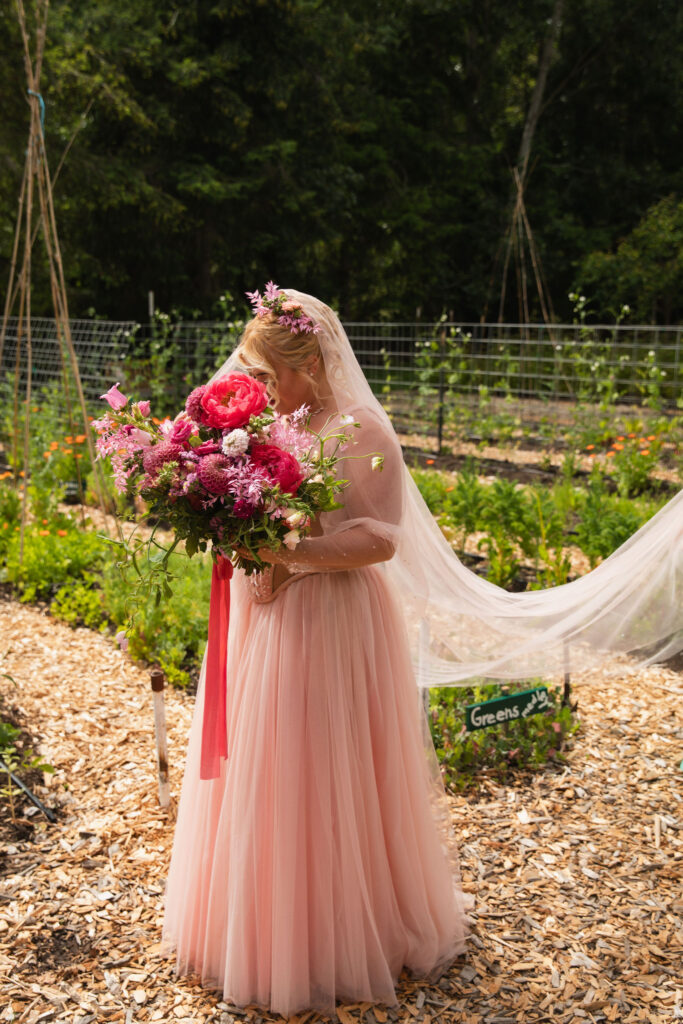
[306,356,319,378]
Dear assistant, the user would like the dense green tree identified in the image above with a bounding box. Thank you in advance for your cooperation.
[1,0,683,322]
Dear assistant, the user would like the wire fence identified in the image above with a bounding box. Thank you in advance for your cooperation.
[1,317,681,446]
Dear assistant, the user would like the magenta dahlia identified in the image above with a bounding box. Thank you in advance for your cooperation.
[197,453,234,495]
[142,440,184,476]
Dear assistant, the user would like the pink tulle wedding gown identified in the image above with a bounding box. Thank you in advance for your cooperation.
[162,554,470,1016]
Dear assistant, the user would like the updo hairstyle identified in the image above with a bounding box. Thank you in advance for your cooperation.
[236,313,323,407]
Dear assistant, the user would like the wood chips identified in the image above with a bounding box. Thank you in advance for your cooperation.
[0,598,682,1024]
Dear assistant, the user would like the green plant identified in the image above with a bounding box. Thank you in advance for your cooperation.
[477,530,520,588]
[573,472,643,567]
[50,578,109,631]
[427,682,579,792]
[0,719,54,822]
[101,551,211,688]
[1,525,111,602]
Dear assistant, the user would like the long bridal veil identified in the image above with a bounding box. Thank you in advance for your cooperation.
[212,290,683,690]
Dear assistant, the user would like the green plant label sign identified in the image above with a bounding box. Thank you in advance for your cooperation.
[465,686,550,732]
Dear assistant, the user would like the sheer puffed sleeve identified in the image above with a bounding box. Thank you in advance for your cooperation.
[277,404,405,571]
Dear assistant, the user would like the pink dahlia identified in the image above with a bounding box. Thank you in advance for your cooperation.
[185,385,208,423]
[200,373,268,430]
[197,453,234,495]
[142,440,184,476]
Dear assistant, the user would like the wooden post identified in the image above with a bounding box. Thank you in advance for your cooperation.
[150,668,170,809]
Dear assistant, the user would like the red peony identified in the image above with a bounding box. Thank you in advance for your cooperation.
[200,373,268,430]
[250,443,304,495]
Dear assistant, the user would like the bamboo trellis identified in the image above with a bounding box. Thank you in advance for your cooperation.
[0,0,116,560]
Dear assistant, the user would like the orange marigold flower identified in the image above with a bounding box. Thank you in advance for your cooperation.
[426,459,435,465]
[640,449,650,456]
[588,452,597,457]
[2,523,8,529]
[152,416,161,424]
[614,443,624,451]
[42,519,48,525]
[445,486,455,492]
[65,436,74,443]
[43,452,50,458]
[75,453,83,459]
[647,435,656,441]
[31,406,38,412]
[39,529,50,536]
[585,444,595,450]
[18,470,24,477]
[63,448,73,455]
[57,529,68,537]
[49,441,59,450]
[616,436,625,441]
[75,435,86,443]
[627,433,636,438]
[606,451,616,458]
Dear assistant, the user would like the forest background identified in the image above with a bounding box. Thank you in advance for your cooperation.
[2,0,683,326]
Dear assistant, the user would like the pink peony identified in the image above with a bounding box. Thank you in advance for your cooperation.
[170,419,193,444]
[193,440,220,455]
[100,382,128,410]
[200,373,268,430]
[142,440,184,476]
[250,443,304,495]
[197,453,235,495]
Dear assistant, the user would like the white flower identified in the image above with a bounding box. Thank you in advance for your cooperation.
[221,428,250,456]
[284,509,306,528]
[282,529,301,550]
[339,414,355,426]
[311,473,324,483]
[371,455,384,472]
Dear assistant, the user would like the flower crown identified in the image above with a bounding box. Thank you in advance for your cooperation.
[246,281,321,335]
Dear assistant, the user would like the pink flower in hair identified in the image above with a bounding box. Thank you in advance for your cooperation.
[246,281,321,335]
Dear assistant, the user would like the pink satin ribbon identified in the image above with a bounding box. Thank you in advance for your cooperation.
[200,556,233,780]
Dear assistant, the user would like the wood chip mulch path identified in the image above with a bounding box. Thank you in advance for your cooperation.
[1,599,682,1024]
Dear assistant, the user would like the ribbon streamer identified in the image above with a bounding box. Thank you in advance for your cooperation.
[200,556,233,780]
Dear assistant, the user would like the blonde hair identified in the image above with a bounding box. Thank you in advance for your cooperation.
[235,313,323,406]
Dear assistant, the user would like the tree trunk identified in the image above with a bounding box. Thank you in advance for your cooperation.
[517,0,565,187]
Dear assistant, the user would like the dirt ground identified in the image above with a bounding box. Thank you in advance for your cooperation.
[1,598,682,1024]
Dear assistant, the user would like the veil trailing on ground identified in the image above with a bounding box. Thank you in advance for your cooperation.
[211,290,683,689]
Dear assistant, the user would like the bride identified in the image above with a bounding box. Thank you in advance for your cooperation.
[162,288,682,1016]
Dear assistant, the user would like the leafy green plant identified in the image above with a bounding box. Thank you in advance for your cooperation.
[50,578,109,631]
[101,552,211,688]
[428,682,579,792]
[0,719,54,822]
[1,525,111,602]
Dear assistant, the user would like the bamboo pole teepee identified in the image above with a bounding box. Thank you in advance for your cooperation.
[1,0,116,561]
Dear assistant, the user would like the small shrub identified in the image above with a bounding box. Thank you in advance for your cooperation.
[428,682,579,792]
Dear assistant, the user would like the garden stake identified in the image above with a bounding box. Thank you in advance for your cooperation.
[150,668,170,809]
[562,641,571,708]
[0,756,56,823]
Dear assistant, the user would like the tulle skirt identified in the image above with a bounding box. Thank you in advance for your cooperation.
[162,563,469,1016]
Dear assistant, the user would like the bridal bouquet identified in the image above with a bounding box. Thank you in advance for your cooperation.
[92,372,369,607]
